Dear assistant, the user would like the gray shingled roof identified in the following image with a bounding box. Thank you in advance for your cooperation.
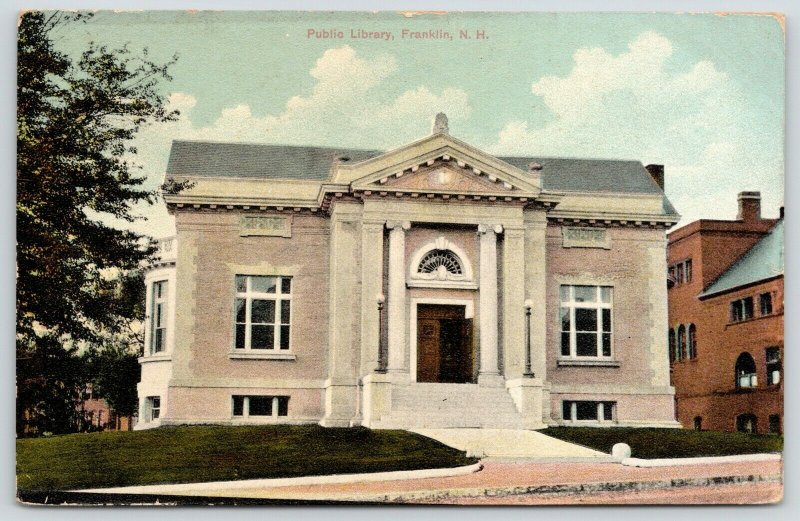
[700,219,784,298]
[166,141,675,213]
[166,141,382,181]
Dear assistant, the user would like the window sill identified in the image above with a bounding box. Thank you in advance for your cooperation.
[726,311,783,328]
[229,351,296,361]
[557,359,620,367]
[139,354,172,364]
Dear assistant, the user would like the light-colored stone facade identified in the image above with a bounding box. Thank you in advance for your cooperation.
[137,123,680,430]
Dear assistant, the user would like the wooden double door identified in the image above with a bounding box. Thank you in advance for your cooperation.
[416,304,474,383]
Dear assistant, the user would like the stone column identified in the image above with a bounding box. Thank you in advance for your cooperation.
[523,209,550,424]
[502,226,526,377]
[478,224,503,385]
[386,221,410,376]
[360,221,385,375]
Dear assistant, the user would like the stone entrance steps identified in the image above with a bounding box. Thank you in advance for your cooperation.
[373,382,526,429]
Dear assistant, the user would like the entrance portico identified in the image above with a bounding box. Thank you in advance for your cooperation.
[335,128,552,429]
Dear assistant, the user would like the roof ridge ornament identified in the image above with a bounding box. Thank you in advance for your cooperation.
[432,112,449,135]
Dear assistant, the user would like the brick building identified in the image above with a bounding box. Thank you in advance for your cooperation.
[667,192,783,433]
[137,115,681,430]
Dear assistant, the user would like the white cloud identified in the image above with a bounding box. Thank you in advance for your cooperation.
[492,31,782,226]
[125,45,471,237]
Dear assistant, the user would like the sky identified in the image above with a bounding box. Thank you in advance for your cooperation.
[53,11,785,238]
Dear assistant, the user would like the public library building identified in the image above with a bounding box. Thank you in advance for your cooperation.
[137,115,681,430]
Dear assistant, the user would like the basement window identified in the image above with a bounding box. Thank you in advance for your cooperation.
[232,395,289,418]
[562,401,615,422]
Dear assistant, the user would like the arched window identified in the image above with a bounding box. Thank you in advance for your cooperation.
[417,250,463,278]
[736,413,758,434]
[735,353,757,388]
[677,325,686,361]
[668,328,675,363]
[687,324,697,359]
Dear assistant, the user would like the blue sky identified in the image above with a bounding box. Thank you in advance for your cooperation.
[54,11,784,237]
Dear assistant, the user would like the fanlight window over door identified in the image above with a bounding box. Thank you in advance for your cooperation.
[417,250,464,280]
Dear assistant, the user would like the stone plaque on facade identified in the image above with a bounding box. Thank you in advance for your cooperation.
[562,227,610,249]
[240,215,292,237]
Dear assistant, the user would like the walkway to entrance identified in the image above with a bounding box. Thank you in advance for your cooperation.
[412,429,611,461]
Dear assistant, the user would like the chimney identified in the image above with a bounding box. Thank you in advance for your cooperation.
[645,164,664,190]
[737,191,761,221]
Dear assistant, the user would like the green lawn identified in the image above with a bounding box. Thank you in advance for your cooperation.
[544,427,783,459]
[17,425,477,492]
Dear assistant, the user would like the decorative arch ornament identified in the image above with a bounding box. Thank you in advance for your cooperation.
[408,237,474,287]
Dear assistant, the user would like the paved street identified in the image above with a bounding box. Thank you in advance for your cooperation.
[150,459,781,504]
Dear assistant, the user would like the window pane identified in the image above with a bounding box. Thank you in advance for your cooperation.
[685,260,692,282]
[602,333,611,357]
[575,308,598,331]
[561,333,571,356]
[277,396,289,417]
[235,275,247,293]
[574,286,596,303]
[603,403,613,421]
[281,300,291,324]
[576,401,598,420]
[602,309,611,332]
[251,325,274,349]
[232,396,244,416]
[249,396,272,416]
[560,286,570,302]
[235,324,246,349]
[280,325,290,350]
[281,278,292,294]
[152,397,160,408]
[576,333,597,356]
[600,287,611,303]
[252,276,277,293]
[743,297,754,319]
[235,298,247,323]
[155,329,164,352]
[760,293,772,315]
[251,300,276,324]
[560,308,570,331]
[155,303,164,327]
[562,401,572,420]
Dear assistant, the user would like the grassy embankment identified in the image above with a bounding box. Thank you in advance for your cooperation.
[17,425,477,492]
[544,427,783,459]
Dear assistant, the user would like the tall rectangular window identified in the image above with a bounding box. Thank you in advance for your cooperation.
[234,276,292,351]
[146,396,160,422]
[560,285,612,358]
[760,292,773,316]
[730,296,754,322]
[150,281,168,353]
[766,347,781,385]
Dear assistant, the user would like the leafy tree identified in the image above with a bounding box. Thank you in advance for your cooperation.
[17,11,182,435]
[17,11,178,344]
[82,341,141,418]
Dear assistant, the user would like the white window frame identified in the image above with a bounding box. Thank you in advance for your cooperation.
[150,280,168,354]
[231,395,289,419]
[234,275,293,351]
[559,285,613,359]
[562,400,616,423]
[146,396,160,423]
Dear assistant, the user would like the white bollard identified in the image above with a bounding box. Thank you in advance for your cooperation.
[611,443,632,461]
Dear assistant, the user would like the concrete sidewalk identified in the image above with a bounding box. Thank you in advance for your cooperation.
[86,459,780,504]
[412,428,611,461]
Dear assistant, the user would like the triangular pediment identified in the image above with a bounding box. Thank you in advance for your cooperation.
[334,132,541,197]
[373,160,515,193]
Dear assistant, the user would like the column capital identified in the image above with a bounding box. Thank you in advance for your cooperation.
[386,220,411,231]
[478,224,504,235]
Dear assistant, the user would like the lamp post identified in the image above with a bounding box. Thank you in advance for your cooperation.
[376,294,387,373]
[523,299,535,378]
